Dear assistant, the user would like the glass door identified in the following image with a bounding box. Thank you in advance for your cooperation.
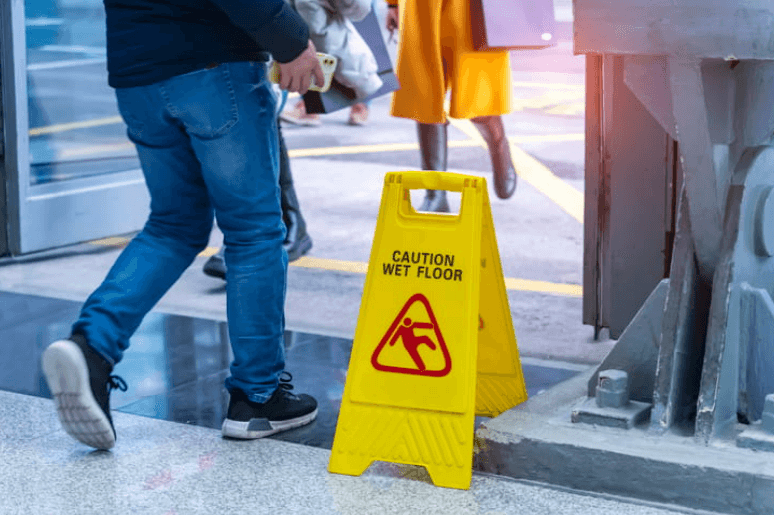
[1,0,148,256]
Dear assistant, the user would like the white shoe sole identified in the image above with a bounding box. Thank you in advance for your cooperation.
[221,408,318,439]
[41,340,116,450]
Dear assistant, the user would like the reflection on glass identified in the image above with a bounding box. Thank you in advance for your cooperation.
[25,0,139,185]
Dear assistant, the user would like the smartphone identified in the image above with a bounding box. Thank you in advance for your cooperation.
[269,53,337,93]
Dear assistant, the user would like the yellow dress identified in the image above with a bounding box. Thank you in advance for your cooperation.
[387,0,512,124]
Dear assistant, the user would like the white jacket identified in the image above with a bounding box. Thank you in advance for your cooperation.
[290,0,383,99]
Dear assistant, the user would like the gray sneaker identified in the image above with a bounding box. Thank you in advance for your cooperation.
[42,334,127,450]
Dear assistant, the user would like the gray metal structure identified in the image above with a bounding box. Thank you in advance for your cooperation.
[578,0,774,443]
[583,54,679,339]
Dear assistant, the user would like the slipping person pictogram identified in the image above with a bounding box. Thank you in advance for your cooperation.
[371,293,452,377]
[389,317,436,372]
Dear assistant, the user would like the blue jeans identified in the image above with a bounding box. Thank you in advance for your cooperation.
[72,62,287,403]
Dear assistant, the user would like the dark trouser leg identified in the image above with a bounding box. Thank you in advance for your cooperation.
[417,121,450,213]
[470,115,517,200]
[278,119,312,262]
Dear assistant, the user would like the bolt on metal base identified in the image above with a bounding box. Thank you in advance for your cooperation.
[571,369,652,429]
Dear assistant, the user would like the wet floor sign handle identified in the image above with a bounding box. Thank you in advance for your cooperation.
[328,171,528,490]
[398,169,468,192]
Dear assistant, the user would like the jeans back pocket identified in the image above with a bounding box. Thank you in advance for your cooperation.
[160,65,239,139]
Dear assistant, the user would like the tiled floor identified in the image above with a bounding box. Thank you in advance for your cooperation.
[1,290,579,450]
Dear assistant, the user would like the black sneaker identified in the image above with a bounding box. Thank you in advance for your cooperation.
[41,333,127,450]
[222,372,317,439]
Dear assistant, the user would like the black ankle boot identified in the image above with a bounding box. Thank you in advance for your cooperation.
[417,122,450,213]
[203,246,226,280]
[281,187,312,262]
[418,190,450,213]
[470,115,517,200]
[278,121,312,262]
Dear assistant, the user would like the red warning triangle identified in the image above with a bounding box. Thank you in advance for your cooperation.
[371,293,452,377]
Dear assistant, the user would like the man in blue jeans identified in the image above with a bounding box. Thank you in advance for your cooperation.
[40,0,325,450]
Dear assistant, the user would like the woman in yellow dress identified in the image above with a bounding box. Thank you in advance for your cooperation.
[385,0,517,211]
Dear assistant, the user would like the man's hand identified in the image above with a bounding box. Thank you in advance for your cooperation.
[277,40,325,95]
[386,5,399,35]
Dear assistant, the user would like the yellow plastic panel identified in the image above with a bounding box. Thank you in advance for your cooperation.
[475,190,529,416]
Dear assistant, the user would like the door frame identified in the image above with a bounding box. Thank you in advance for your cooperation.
[1,0,149,257]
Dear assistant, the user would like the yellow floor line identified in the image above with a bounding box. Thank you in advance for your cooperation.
[288,133,583,158]
[503,277,582,297]
[292,256,369,274]
[29,96,301,136]
[87,236,132,246]
[289,138,491,157]
[291,256,581,296]
[61,142,135,159]
[53,133,583,161]
[198,247,220,258]
[87,239,581,297]
[29,82,581,137]
[289,141,422,157]
[447,117,584,223]
[29,116,124,136]
[508,144,585,223]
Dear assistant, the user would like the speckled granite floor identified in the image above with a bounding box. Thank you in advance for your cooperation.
[0,291,691,514]
[2,391,691,514]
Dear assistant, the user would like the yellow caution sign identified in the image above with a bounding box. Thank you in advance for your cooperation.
[328,171,527,490]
